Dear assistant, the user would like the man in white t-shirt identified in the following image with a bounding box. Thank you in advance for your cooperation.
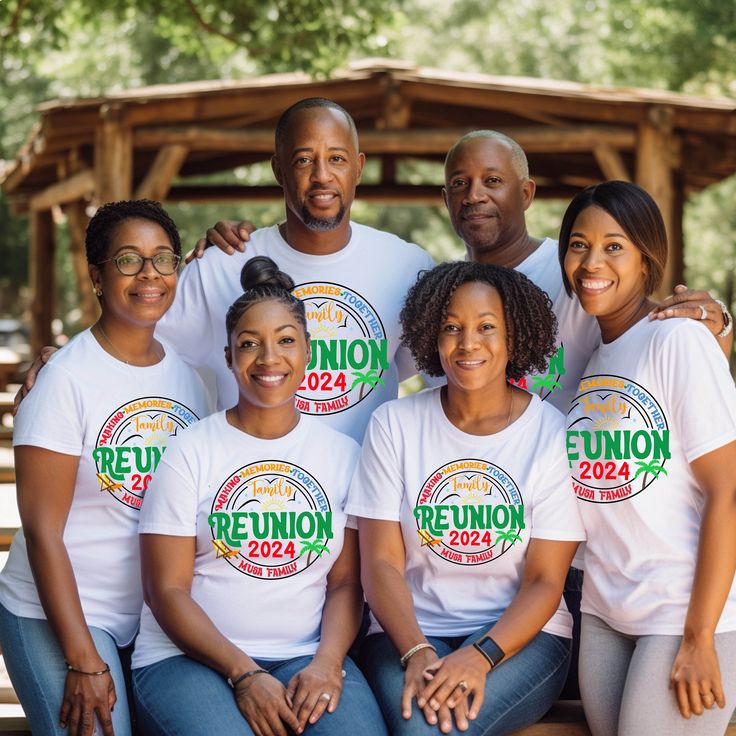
[16,99,434,444]
[441,130,733,414]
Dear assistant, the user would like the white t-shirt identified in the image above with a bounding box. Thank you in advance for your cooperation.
[345,387,585,639]
[513,238,600,415]
[157,223,434,443]
[132,412,360,668]
[0,330,209,645]
[566,318,736,635]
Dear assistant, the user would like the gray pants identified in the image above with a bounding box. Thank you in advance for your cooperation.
[579,613,736,736]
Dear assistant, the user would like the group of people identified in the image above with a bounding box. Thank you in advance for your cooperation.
[2,97,735,736]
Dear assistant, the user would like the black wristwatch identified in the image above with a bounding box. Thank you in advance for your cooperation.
[473,634,505,670]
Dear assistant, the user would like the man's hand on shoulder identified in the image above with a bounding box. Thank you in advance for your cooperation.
[649,283,733,357]
[13,346,57,415]
[184,220,256,264]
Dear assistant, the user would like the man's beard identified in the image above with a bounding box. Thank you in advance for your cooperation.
[301,203,346,232]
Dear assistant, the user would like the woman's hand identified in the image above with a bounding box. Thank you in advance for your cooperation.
[286,658,344,731]
[418,646,490,732]
[401,647,456,730]
[59,669,116,736]
[670,637,726,719]
[234,673,301,736]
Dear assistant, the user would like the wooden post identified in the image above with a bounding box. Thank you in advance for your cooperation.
[134,144,189,201]
[635,107,680,297]
[65,201,99,328]
[29,210,56,354]
[94,103,132,204]
[669,177,685,289]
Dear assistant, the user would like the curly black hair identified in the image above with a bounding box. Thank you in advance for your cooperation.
[400,261,558,381]
[85,199,181,266]
[225,256,308,345]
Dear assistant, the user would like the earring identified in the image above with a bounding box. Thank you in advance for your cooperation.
[94,288,102,297]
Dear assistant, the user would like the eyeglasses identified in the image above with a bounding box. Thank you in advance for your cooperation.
[98,252,181,276]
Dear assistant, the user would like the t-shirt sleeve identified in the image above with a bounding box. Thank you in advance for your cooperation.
[12,362,84,456]
[659,322,736,463]
[138,441,199,536]
[345,412,404,521]
[155,257,215,369]
[529,417,586,542]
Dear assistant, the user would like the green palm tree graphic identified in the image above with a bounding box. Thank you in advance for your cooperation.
[530,374,561,392]
[633,460,668,480]
[350,370,385,391]
[351,370,385,399]
[298,540,331,558]
[494,531,522,545]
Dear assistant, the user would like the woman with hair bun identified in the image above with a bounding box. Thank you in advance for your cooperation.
[560,181,736,736]
[131,256,386,736]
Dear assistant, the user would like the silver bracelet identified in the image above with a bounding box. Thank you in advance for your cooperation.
[714,299,733,338]
[400,642,437,669]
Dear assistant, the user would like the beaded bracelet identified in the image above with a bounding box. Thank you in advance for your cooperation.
[65,661,110,676]
[229,668,268,689]
[400,642,437,669]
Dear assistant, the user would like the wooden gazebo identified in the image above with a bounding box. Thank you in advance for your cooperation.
[3,59,735,352]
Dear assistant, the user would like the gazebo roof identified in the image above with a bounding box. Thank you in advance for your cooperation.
[3,59,735,204]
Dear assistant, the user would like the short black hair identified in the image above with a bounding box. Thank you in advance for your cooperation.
[85,199,181,266]
[225,256,308,344]
[400,261,557,381]
[274,97,358,153]
[558,181,667,297]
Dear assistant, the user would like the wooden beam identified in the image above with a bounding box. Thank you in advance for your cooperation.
[593,143,631,181]
[29,210,56,354]
[65,201,99,329]
[94,103,132,203]
[135,125,636,156]
[29,169,94,212]
[134,145,189,200]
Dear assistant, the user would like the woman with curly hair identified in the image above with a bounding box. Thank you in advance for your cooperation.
[347,261,585,735]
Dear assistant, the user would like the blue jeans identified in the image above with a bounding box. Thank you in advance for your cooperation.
[0,601,133,735]
[358,625,571,736]
[132,653,388,735]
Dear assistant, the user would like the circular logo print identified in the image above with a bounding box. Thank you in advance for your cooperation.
[567,374,670,503]
[92,397,199,510]
[292,282,388,416]
[414,459,525,566]
[207,461,333,579]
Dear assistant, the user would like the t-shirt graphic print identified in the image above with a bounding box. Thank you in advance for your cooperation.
[94,396,200,510]
[208,459,334,580]
[566,375,670,504]
[294,281,387,416]
[414,459,524,566]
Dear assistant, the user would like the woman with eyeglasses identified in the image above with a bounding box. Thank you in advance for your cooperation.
[0,200,210,736]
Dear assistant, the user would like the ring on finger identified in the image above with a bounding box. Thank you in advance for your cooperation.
[458,680,468,693]
[698,304,708,320]
[320,692,331,701]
